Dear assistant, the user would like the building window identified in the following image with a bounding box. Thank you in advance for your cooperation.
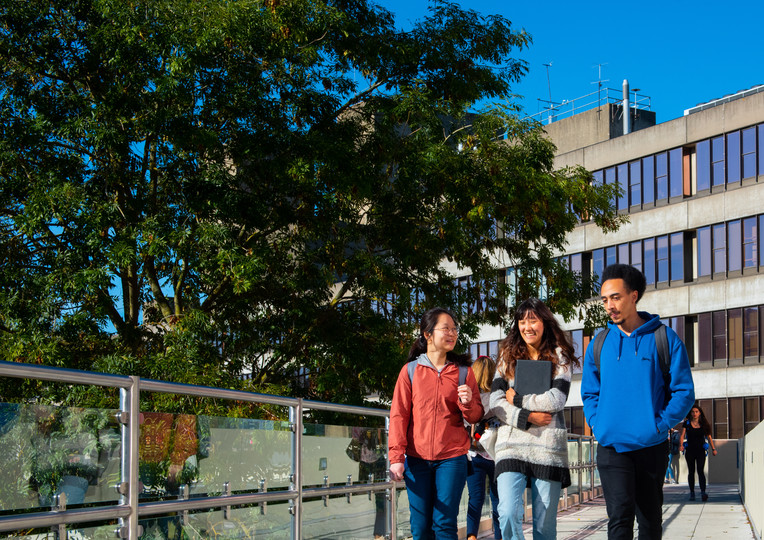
[656,235,669,283]
[642,155,655,204]
[713,311,727,366]
[605,167,617,209]
[742,127,757,180]
[696,139,711,191]
[759,125,764,177]
[760,216,764,267]
[605,246,617,268]
[729,398,744,439]
[569,329,584,375]
[744,307,759,361]
[629,160,642,207]
[745,397,761,434]
[617,163,629,211]
[670,233,684,282]
[728,220,742,273]
[656,152,668,200]
[630,241,642,274]
[728,308,743,362]
[726,131,741,184]
[592,249,604,288]
[697,312,712,364]
[743,217,758,269]
[669,148,683,198]
[617,243,628,264]
[698,226,711,277]
[643,238,655,285]
[712,224,726,274]
[711,136,725,187]
[713,399,728,439]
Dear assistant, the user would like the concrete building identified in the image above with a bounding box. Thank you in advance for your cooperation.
[469,84,764,439]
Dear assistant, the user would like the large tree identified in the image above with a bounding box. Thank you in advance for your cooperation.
[0,0,621,408]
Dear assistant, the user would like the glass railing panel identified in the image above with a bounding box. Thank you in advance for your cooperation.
[139,413,292,501]
[0,402,121,512]
[301,493,389,539]
[138,503,293,539]
[301,423,387,489]
[396,486,412,539]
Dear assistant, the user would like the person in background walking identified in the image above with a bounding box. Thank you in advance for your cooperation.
[490,298,578,540]
[388,307,483,540]
[679,404,717,501]
[466,355,502,540]
[665,428,680,484]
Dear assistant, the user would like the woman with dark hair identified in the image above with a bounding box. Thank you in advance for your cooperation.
[489,298,579,540]
[466,355,502,540]
[388,307,483,540]
[679,404,717,501]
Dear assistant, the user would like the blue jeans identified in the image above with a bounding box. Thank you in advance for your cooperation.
[497,471,561,540]
[404,455,468,540]
[466,454,501,539]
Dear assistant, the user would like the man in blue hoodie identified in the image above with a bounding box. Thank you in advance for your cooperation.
[581,264,694,539]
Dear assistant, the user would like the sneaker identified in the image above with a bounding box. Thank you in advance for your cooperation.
[689,493,696,501]
[702,493,708,501]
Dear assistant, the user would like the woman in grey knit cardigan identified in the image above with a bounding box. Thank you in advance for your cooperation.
[489,298,579,540]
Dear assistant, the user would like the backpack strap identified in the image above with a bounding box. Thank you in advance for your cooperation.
[408,360,469,386]
[655,325,671,404]
[407,360,417,384]
[592,328,610,371]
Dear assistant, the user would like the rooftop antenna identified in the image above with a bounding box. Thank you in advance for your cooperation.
[542,62,555,124]
[591,63,609,111]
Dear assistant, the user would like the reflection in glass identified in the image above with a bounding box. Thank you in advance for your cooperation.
[0,403,121,512]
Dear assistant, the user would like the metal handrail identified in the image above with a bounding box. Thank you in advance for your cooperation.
[0,360,398,539]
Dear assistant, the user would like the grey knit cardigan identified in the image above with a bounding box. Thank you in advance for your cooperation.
[488,349,572,488]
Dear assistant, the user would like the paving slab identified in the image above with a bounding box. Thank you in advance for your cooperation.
[478,483,755,539]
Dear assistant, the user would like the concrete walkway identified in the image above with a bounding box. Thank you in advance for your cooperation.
[488,483,755,539]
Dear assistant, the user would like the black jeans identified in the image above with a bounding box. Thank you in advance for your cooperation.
[597,440,668,540]
[685,452,707,494]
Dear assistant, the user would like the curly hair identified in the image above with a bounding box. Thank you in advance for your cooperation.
[497,298,579,380]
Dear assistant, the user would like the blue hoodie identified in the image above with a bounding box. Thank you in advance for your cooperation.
[581,312,695,453]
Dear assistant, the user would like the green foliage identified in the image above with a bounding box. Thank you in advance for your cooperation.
[0,0,622,411]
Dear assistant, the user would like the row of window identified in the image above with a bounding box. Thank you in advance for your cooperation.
[471,304,764,369]
[558,212,764,290]
[591,122,764,214]
[564,395,764,439]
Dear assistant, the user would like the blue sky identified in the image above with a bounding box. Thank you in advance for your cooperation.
[377,0,764,123]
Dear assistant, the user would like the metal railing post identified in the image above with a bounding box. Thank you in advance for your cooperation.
[386,416,397,540]
[290,400,303,540]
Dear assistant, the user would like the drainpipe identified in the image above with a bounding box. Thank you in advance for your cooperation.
[623,79,631,135]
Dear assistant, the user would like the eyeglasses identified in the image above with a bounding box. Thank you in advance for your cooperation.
[433,326,460,335]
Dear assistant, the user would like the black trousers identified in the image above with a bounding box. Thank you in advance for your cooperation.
[597,440,668,540]
[685,452,707,494]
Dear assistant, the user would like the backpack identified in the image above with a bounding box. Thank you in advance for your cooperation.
[591,324,671,404]
[669,430,681,455]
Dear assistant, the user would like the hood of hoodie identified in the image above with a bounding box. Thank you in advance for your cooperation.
[605,311,661,361]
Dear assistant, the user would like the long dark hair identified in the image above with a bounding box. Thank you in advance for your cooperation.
[497,298,579,379]
[407,307,471,366]
[687,404,712,436]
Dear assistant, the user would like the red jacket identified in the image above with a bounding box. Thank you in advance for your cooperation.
[388,357,483,465]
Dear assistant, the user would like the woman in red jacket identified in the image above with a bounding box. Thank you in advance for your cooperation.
[388,307,483,540]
